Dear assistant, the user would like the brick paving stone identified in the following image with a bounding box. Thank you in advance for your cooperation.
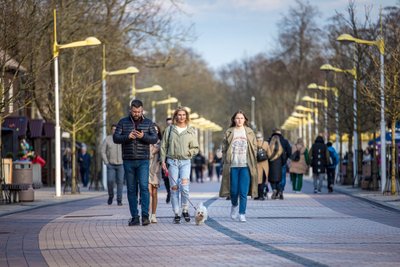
[1,181,400,266]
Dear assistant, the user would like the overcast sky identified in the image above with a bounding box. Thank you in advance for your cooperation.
[180,0,398,69]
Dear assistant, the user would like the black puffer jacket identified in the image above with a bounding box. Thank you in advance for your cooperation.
[113,115,158,160]
[309,136,330,174]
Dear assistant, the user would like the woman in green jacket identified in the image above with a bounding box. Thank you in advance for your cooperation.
[160,107,199,224]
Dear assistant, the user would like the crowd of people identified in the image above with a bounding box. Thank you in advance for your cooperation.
[98,99,341,226]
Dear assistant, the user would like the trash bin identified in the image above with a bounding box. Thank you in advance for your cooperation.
[13,161,34,202]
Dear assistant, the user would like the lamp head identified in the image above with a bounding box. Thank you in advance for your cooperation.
[320,64,335,71]
[84,37,101,46]
[307,83,318,89]
[337,34,356,44]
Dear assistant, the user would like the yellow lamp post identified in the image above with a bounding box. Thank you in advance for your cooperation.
[53,9,101,197]
[302,95,326,139]
[101,45,139,190]
[308,83,339,150]
[130,73,163,101]
[319,63,358,182]
[151,96,178,122]
[337,33,386,191]
[295,105,314,149]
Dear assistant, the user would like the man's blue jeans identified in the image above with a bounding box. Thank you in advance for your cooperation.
[230,167,250,215]
[123,160,149,218]
[280,164,287,191]
[107,164,124,202]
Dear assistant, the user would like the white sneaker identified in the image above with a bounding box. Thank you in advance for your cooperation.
[230,205,239,220]
[239,214,246,222]
[150,214,157,223]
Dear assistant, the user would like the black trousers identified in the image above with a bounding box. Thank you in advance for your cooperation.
[327,168,335,189]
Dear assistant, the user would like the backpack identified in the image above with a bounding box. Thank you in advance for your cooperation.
[290,145,301,162]
[328,148,339,167]
[256,142,268,162]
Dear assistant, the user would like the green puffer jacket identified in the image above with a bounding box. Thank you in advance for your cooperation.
[160,125,199,162]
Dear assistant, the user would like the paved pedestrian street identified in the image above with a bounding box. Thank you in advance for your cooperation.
[1,180,400,267]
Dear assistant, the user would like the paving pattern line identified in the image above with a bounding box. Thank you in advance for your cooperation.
[203,198,329,267]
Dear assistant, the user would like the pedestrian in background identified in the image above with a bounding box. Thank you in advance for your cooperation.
[78,145,91,187]
[269,129,291,199]
[161,117,173,204]
[309,136,330,193]
[289,138,309,193]
[214,149,223,182]
[268,135,285,199]
[161,107,199,224]
[219,110,258,222]
[101,124,124,206]
[63,147,72,190]
[113,99,158,226]
[254,131,269,200]
[149,124,162,223]
[193,151,206,183]
[326,142,339,193]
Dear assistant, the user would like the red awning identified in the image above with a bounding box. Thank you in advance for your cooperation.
[29,119,44,138]
[2,116,28,137]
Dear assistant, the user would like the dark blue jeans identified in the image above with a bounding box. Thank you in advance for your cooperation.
[123,160,150,218]
[230,167,250,215]
[80,168,90,187]
[107,164,124,202]
[279,164,287,191]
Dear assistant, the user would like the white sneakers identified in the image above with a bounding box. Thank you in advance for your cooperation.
[230,205,239,220]
[231,205,246,222]
[150,214,157,223]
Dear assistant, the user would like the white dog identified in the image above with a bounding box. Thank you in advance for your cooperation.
[194,202,208,225]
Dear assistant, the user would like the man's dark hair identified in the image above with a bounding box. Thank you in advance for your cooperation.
[130,99,143,108]
[326,142,333,147]
[166,117,172,121]
[111,124,117,128]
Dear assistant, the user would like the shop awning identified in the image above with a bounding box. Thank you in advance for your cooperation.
[2,116,28,137]
[28,119,44,138]
[43,122,55,138]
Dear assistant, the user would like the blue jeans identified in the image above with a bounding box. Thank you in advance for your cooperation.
[123,160,150,218]
[279,164,287,191]
[230,167,250,215]
[107,164,124,202]
[80,168,90,187]
[167,158,191,215]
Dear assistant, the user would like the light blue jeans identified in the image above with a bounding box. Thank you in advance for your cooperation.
[230,167,250,215]
[167,158,191,215]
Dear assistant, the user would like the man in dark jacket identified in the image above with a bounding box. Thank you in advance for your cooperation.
[270,129,291,199]
[113,99,158,226]
[309,136,330,193]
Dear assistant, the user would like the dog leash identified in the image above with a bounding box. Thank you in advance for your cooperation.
[168,175,198,211]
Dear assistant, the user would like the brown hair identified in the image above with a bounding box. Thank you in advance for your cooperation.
[173,106,190,124]
[230,110,249,127]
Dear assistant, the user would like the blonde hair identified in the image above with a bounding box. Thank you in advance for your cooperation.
[173,106,190,124]
[269,135,283,161]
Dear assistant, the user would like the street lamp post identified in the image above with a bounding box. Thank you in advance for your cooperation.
[320,63,357,183]
[130,74,163,102]
[251,96,256,130]
[101,45,139,190]
[307,83,339,151]
[53,9,101,197]
[151,96,178,122]
[337,33,385,190]
[295,105,314,149]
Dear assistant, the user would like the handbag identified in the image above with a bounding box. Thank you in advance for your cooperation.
[256,141,268,162]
